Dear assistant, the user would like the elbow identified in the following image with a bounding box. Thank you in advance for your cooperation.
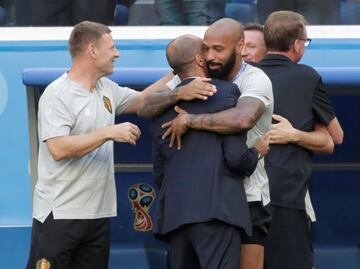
[136,99,148,118]
[49,149,65,161]
[234,116,255,132]
[137,95,151,118]
[137,101,156,118]
[48,144,72,161]
[320,138,335,154]
[137,106,146,118]
[324,143,334,154]
[47,142,64,161]
[333,131,344,145]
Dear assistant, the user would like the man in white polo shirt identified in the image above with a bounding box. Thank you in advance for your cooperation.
[26,20,143,269]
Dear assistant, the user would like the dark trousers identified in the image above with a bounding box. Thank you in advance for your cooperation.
[264,206,313,269]
[168,221,242,269]
[31,0,117,26]
[26,212,110,269]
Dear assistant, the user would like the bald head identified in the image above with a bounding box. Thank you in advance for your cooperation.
[166,34,204,78]
[203,18,245,80]
[205,18,244,43]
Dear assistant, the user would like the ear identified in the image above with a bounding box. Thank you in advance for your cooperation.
[293,39,301,54]
[235,38,244,55]
[195,53,205,67]
[88,43,97,59]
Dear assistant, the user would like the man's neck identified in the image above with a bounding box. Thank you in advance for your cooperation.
[267,51,297,62]
[179,69,207,80]
[68,62,100,91]
[227,60,243,81]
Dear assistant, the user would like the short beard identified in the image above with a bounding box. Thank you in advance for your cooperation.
[207,51,237,80]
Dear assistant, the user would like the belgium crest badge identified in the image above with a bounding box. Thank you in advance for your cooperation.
[103,95,112,114]
[36,258,51,269]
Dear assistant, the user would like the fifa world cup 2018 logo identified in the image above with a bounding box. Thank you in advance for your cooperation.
[128,183,156,232]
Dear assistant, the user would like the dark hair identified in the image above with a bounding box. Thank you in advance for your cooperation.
[264,11,307,52]
[68,20,111,58]
[244,23,264,33]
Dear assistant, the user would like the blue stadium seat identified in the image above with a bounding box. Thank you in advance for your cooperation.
[225,0,257,23]
[113,4,130,25]
[230,0,256,4]
[0,6,6,25]
[340,0,360,24]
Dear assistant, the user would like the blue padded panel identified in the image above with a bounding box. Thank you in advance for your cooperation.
[316,67,360,86]
[314,247,360,269]
[311,171,360,246]
[0,227,31,269]
[22,67,170,88]
[314,94,360,163]
[114,114,153,163]
[110,243,169,269]
[22,67,360,88]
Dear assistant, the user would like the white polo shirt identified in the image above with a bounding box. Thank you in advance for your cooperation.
[34,73,138,222]
[232,63,273,205]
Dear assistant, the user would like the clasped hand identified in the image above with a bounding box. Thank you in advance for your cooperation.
[162,106,189,150]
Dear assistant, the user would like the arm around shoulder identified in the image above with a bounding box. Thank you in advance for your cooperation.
[270,114,335,154]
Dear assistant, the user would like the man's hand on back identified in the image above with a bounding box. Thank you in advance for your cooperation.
[177,77,217,101]
[162,106,190,150]
[254,131,270,159]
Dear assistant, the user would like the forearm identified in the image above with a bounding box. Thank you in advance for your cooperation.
[326,117,344,144]
[47,127,111,161]
[226,147,258,176]
[292,126,334,154]
[137,87,179,118]
[187,97,263,134]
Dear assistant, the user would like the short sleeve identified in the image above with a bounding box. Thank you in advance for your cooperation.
[39,90,74,142]
[113,84,139,115]
[238,67,273,108]
[312,78,336,126]
[166,75,181,90]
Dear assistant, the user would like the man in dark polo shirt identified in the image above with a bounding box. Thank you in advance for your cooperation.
[257,11,343,269]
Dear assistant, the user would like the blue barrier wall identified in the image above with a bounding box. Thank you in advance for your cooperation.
[1,27,360,268]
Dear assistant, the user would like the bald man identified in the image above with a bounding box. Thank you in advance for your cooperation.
[141,18,273,269]
[151,34,269,269]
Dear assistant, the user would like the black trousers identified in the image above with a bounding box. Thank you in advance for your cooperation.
[168,221,242,269]
[26,212,110,269]
[264,206,313,269]
[31,0,117,26]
